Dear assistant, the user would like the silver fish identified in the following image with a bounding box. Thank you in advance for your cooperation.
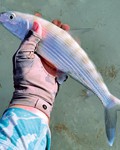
[0,11,120,146]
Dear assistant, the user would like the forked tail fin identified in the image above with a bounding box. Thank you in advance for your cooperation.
[104,95,120,146]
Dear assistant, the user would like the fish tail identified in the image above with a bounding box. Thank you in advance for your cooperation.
[104,95,120,146]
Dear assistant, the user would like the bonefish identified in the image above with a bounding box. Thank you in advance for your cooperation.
[0,11,120,146]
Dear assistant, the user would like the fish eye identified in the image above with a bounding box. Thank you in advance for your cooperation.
[9,13,15,20]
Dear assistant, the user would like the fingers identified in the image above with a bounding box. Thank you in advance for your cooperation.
[34,12,42,18]
[52,19,62,27]
[52,19,70,31]
[34,12,70,32]
[61,24,70,31]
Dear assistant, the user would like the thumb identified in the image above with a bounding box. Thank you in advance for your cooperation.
[32,21,42,37]
[32,21,39,32]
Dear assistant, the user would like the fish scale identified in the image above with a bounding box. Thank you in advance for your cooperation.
[41,20,102,80]
[0,11,120,146]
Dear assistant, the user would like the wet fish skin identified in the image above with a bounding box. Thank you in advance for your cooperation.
[0,11,120,146]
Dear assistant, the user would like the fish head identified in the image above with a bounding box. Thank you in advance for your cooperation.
[0,11,35,40]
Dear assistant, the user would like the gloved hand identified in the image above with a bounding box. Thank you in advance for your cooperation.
[11,22,58,117]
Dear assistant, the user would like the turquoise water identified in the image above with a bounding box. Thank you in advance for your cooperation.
[0,0,120,149]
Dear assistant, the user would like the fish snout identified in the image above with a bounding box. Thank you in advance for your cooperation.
[0,12,6,23]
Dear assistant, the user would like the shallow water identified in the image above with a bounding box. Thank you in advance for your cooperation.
[0,0,120,149]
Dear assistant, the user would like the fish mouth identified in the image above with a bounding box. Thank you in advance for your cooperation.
[0,12,6,23]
